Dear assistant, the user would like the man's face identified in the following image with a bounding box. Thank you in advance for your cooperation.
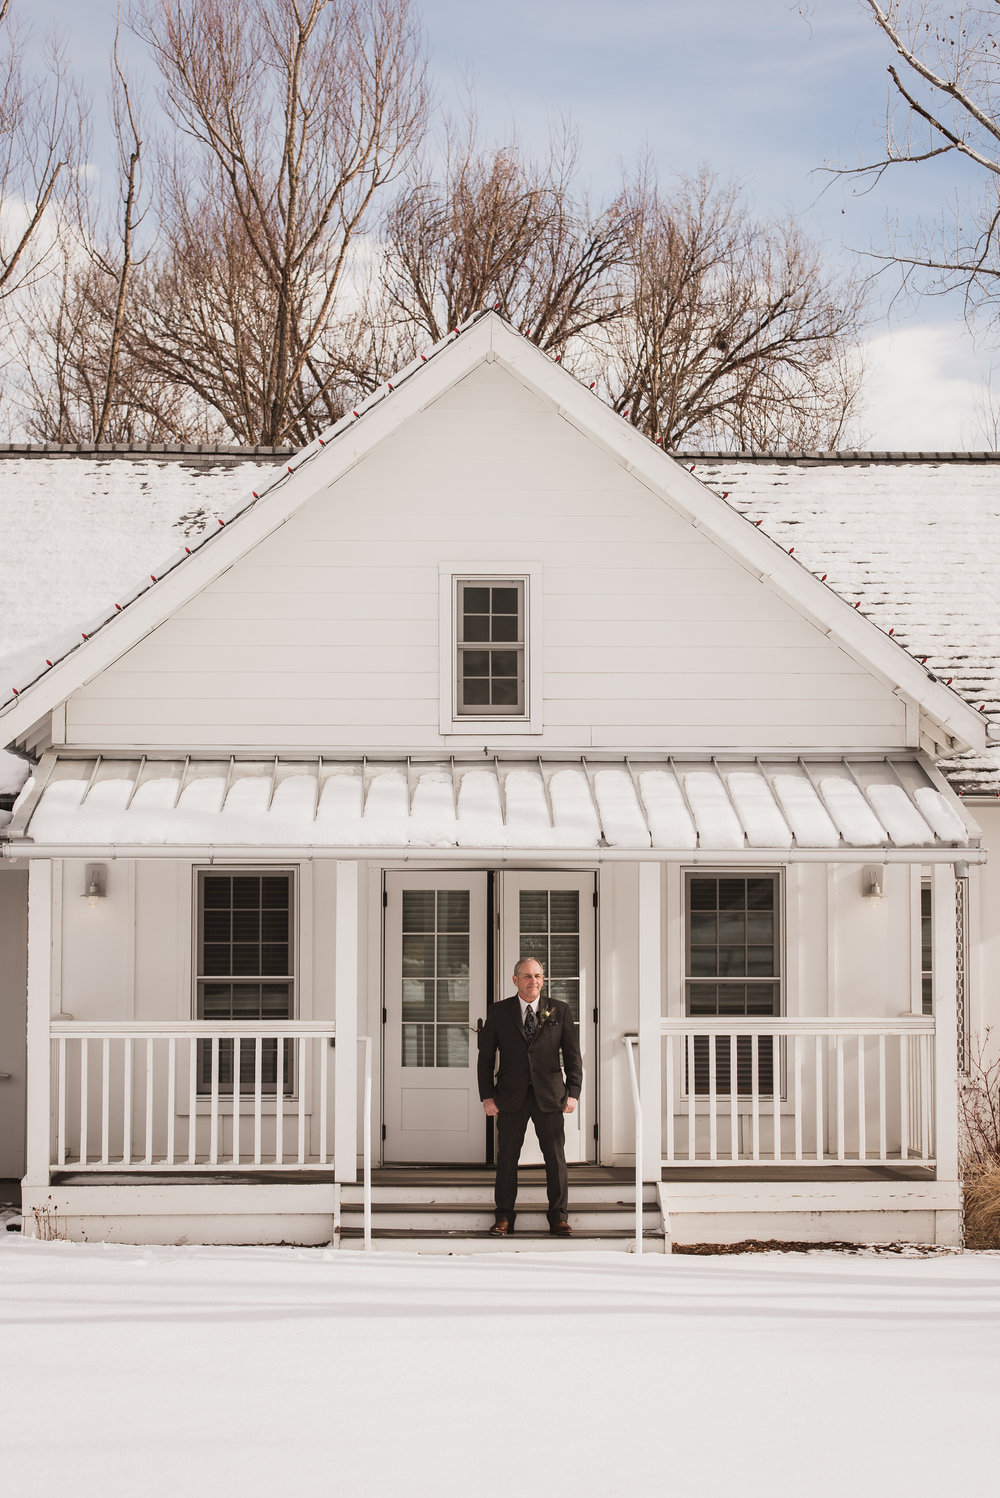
[513,960,544,1003]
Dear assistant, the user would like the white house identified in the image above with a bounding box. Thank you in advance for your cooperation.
[0,312,995,1250]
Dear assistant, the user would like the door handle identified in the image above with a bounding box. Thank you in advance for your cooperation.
[0,1073,12,1080]
[468,1019,483,1034]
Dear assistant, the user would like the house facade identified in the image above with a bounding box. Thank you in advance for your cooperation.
[0,313,993,1248]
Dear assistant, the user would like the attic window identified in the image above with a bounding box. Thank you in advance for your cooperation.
[455,578,525,716]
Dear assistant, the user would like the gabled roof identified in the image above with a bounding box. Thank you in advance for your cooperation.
[0,311,989,761]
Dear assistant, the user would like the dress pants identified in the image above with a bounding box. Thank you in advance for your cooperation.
[494,1086,568,1226]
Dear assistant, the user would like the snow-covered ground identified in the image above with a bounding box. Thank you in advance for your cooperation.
[1,1239,998,1497]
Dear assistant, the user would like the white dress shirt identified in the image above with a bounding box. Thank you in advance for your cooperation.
[519,996,540,1029]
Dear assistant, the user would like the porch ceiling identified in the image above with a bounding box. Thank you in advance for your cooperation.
[5,750,978,855]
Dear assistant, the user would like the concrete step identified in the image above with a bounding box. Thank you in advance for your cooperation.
[339,1204,660,1232]
[339,1227,667,1254]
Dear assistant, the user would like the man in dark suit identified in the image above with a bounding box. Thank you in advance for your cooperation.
[477,956,583,1238]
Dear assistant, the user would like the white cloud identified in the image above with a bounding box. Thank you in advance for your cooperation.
[861,322,997,450]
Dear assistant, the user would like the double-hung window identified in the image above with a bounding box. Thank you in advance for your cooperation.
[441,567,539,732]
[196,870,295,1094]
[685,873,781,1095]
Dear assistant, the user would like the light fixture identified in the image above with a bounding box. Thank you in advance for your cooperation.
[955,860,970,880]
[83,864,106,906]
[862,865,884,899]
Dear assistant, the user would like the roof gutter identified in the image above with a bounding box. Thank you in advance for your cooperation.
[2,841,986,866]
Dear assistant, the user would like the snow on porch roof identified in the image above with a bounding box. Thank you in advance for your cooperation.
[7,752,977,857]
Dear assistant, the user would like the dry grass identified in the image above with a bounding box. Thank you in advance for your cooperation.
[963,1166,1000,1249]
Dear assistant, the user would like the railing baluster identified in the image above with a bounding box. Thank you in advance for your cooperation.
[209,1036,220,1166]
[187,1037,197,1166]
[56,1035,66,1167]
[815,1034,824,1163]
[899,1032,909,1162]
[664,1034,674,1164]
[254,1036,263,1166]
[793,1034,803,1162]
[708,1030,717,1163]
[772,1031,781,1163]
[921,1033,931,1162]
[101,1037,110,1166]
[231,1036,241,1167]
[166,1038,176,1167]
[686,1033,696,1162]
[297,1036,307,1166]
[857,1034,866,1164]
[319,1033,329,1166]
[144,1037,154,1166]
[730,1033,738,1161]
[78,1036,89,1167]
[836,1035,845,1162]
[122,1038,132,1167]
[878,1034,887,1162]
[274,1037,284,1166]
[750,1033,760,1163]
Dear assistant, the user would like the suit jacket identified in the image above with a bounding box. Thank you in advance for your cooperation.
[477,995,583,1114]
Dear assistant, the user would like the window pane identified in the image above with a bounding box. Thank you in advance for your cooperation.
[436,1026,469,1068]
[463,650,490,677]
[261,943,289,975]
[261,982,292,1019]
[232,943,261,975]
[402,933,435,977]
[202,944,232,976]
[464,586,490,613]
[717,913,746,945]
[232,877,260,908]
[717,879,746,911]
[491,677,519,706]
[402,1025,435,1067]
[546,979,580,1023]
[402,889,435,932]
[437,979,469,1022]
[230,983,263,1020]
[548,934,579,978]
[203,909,231,943]
[490,650,518,678]
[492,587,519,614]
[436,934,469,976]
[549,891,579,933]
[463,614,490,642]
[201,982,234,1020]
[689,911,716,945]
[232,908,260,943]
[462,677,490,705]
[402,979,435,1021]
[203,876,231,908]
[437,890,470,932]
[520,891,548,930]
[689,878,717,911]
[492,614,518,641]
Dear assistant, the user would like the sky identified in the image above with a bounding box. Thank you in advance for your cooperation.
[23,0,1000,447]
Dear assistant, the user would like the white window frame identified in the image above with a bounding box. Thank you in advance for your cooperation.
[439,562,542,735]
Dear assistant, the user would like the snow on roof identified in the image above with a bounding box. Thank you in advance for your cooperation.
[6,751,975,854]
[690,457,1000,794]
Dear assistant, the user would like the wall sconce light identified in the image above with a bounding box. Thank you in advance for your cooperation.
[83,864,106,906]
[955,860,970,880]
[862,865,884,899]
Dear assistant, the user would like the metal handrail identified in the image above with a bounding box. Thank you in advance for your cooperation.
[621,1034,643,1255]
[360,1035,372,1252]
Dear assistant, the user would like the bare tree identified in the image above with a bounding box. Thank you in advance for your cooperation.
[364,119,627,377]
[129,0,428,444]
[847,2,1000,320]
[602,169,866,451]
[0,0,82,310]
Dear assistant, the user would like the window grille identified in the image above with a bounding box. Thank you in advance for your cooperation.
[455,578,525,716]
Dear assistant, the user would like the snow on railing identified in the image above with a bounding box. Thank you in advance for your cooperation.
[50,1021,335,1171]
[660,1017,935,1167]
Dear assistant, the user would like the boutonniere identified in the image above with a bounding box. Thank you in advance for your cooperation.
[539,1006,556,1028]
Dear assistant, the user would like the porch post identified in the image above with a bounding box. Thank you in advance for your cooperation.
[931,862,959,1206]
[23,859,53,1188]
[637,861,663,1183]
[333,860,359,1183]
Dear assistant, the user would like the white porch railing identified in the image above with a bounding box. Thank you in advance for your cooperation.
[661,1018,935,1167]
[50,1021,336,1171]
[621,1034,644,1254]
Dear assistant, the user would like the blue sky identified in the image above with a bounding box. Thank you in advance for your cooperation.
[26,0,999,445]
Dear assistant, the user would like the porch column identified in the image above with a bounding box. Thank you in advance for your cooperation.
[23,859,53,1188]
[931,862,959,1203]
[637,861,663,1183]
[333,860,359,1183]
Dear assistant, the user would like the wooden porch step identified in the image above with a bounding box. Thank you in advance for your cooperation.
[339,1226,667,1254]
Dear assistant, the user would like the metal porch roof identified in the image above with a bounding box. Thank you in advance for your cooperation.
[5,752,977,855]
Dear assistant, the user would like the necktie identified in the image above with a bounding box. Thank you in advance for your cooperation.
[524,1005,537,1039]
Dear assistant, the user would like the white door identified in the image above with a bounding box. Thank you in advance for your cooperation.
[383,872,488,1163]
[499,872,596,1165]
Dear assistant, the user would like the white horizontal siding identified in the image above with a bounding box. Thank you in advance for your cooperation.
[65,361,909,752]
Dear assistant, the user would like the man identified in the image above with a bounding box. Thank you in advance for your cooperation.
[477,956,583,1238]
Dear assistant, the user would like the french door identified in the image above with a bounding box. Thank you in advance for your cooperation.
[382,870,596,1164]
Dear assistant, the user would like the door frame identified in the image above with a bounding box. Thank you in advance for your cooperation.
[377,864,600,1167]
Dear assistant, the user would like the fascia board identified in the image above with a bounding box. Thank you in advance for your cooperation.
[0,320,497,747]
[494,325,989,753]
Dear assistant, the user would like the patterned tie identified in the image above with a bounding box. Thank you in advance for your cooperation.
[524,1004,537,1040]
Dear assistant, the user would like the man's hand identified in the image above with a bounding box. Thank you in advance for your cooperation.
[564,1098,577,1115]
[483,1099,499,1117]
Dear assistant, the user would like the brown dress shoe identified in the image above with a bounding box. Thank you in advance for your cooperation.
[489,1219,511,1237]
[549,1219,572,1236]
